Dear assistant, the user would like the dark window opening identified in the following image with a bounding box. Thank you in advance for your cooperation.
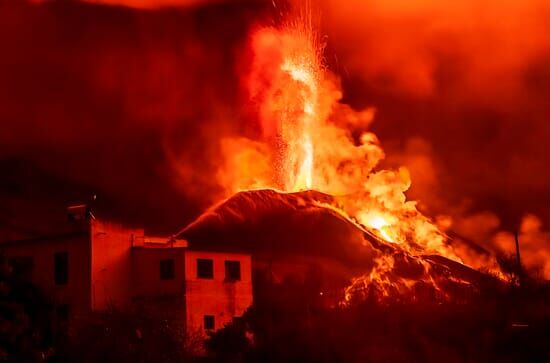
[56,304,70,321]
[54,252,68,285]
[203,315,215,330]
[8,256,34,280]
[160,259,175,280]
[224,260,241,281]
[197,259,213,279]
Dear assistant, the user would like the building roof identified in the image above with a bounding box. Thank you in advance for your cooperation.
[133,235,188,249]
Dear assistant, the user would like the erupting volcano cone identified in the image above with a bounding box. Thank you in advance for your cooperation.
[178,190,500,303]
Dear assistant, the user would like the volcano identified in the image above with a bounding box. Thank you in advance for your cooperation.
[179,189,500,303]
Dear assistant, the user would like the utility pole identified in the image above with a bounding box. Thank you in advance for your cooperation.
[514,231,523,286]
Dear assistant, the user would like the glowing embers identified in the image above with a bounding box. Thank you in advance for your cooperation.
[358,212,396,243]
[279,46,319,191]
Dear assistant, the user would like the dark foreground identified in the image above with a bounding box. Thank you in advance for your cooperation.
[204,276,550,363]
[2,262,550,363]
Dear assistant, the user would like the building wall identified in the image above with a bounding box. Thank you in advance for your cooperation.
[0,235,92,315]
[90,219,136,310]
[132,247,186,299]
[184,250,253,333]
[131,247,187,331]
[0,217,254,336]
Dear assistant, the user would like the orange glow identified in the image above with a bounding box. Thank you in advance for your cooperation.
[280,55,317,191]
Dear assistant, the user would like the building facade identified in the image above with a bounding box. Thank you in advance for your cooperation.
[0,210,253,336]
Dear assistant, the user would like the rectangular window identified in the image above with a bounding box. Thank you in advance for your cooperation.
[160,259,175,280]
[56,304,70,321]
[54,252,68,285]
[224,260,241,281]
[197,258,214,279]
[203,315,215,330]
[9,256,34,280]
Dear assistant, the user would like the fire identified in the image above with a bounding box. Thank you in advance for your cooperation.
[280,57,316,191]
[216,6,491,298]
[266,20,321,192]
[360,213,396,243]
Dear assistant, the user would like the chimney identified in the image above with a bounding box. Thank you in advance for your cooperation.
[67,204,93,223]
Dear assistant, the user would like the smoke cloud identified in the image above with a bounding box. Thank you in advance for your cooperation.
[318,0,550,222]
[314,0,550,276]
[1,1,550,277]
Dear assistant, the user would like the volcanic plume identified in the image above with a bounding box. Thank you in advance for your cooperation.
[180,189,497,302]
[182,7,506,301]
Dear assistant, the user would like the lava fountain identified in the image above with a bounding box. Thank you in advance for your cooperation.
[214,6,506,294]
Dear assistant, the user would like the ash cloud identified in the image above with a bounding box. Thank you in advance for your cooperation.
[317,0,550,224]
[315,0,550,275]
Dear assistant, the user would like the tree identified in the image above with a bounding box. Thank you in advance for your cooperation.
[0,255,56,362]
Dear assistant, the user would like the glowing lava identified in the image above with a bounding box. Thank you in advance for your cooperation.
[277,23,320,192]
